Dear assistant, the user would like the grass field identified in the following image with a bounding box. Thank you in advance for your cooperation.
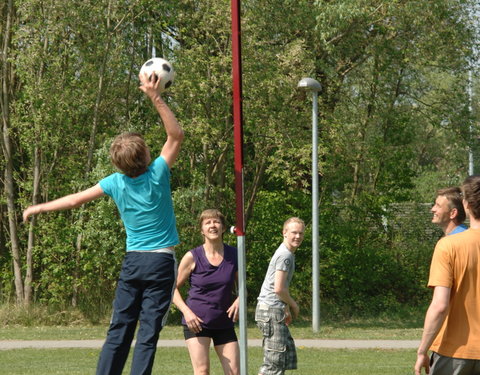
[0,322,423,341]
[0,347,416,375]
[0,305,423,374]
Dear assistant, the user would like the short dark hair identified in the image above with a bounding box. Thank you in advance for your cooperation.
[462,176,480,220]
[110,132,150,178]
[437,186,466,224]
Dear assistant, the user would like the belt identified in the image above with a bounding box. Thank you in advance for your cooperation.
[257,302,271,309]
[257,302,285,310]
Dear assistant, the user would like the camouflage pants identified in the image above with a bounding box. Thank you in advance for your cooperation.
[255,303,297,375]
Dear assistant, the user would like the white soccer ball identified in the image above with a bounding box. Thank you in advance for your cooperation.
[139,57,175,92]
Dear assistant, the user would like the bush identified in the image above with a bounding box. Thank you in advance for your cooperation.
[247,190,312,306]
[319,198,435,318]
[0,304,92,326]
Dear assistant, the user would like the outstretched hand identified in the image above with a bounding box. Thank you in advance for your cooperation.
[23,206,33,223]
[138,72,162,99]
[23,205,38,223]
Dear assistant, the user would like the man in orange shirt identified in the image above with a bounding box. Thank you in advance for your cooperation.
[415,176,480,375]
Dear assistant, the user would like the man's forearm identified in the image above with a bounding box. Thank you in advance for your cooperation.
[418,302,449,354]
[275,289,296,308]
[150,95,183,140]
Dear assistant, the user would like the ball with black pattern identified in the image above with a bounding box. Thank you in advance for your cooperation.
[139,57,175,93]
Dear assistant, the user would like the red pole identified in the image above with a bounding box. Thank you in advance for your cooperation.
[231,0,245,236]
[231,1,248,374]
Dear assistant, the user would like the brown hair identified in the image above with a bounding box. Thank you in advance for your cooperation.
[462,176,480,220]
[436,186,466,224]
[198,209,226,230]
[110,132,150,178]
[283,217,305,231]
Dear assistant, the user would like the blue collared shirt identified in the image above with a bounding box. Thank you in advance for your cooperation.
[448,224,468,235]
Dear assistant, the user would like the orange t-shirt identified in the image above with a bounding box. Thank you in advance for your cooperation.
[428,228,480,359]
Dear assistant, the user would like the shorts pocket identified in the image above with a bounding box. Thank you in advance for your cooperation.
[255,308,272,338]
[256,316,272,338]
[264,321,288,352]
[265,337,286,352]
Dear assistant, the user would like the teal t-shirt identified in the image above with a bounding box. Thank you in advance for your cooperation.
[99,156,179,251]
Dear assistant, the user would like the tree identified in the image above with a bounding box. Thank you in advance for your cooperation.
[1,0,25,304]
[1,0,478,316]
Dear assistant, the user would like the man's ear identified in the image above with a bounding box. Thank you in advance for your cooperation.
[450,208,458,220]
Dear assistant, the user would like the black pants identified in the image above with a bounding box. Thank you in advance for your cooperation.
[96,251,176,375]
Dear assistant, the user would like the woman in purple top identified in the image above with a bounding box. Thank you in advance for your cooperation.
[173,209,240,375]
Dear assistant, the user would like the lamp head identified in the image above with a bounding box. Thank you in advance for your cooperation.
[297,77,321,92]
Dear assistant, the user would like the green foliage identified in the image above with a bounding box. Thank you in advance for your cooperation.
[1,0,478,317]
[319,197,436,317]
[173,184,237,254]
[247,191,312,305]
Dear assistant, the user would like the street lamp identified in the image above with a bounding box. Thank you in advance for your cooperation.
[297,77,321,332]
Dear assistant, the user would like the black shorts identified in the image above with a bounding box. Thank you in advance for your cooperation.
[183,325,238,346]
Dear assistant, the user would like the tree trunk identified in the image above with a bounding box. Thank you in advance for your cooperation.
[1,0,24,304]
[24,34,49,306]
[24,145,41,304]
[350,58,379,204]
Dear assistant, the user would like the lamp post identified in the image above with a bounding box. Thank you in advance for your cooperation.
[297,77,321,332]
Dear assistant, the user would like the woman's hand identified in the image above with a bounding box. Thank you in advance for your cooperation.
[184,309,204,333]
[227,297,240,322]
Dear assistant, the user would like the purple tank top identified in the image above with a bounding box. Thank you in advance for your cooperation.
[182,244,238,329]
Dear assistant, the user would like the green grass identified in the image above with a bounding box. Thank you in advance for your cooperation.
[0,347,415,375]
[0,322,423,341]
[0,302,425,341]
[0,305,422,374]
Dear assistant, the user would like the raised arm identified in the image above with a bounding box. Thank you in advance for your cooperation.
[23,184,105,222]
[172,251,204,333]
[138,73,184,168]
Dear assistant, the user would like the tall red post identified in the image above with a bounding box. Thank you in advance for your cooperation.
[231,0,245,236]
[231,0,248,373]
